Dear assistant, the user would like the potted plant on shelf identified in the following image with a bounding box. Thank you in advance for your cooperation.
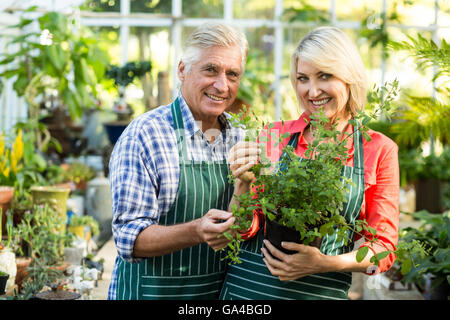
[0,209,17,295]
[103,61,152,145]
[0,129,24,236]
[63,161,96,192]
[68,215,100,242]
[11,203,71,299]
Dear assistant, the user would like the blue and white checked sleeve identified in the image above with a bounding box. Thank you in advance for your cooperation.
[109,134,158,263]
[108,107,181,263]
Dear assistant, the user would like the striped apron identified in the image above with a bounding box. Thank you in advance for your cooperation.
[115,98,233,300]
[220,125,365,300]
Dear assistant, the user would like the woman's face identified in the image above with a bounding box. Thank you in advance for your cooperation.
[295,59,350,121]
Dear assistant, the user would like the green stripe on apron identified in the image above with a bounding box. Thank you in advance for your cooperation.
[116,98,233,300]
[220,124,365,300]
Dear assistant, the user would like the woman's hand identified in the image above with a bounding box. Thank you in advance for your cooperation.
[227,141,261,183]
[261,240,329,281]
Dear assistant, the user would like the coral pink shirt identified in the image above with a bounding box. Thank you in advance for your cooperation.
[243,112,400,274]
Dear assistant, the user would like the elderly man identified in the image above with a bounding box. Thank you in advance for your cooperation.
[107,22,248,300]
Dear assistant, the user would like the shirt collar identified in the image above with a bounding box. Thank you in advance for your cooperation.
[177,91,231,138]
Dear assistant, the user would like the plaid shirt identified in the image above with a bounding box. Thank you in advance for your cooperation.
[107,93,245,299]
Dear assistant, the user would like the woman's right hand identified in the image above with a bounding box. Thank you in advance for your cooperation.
[227,141,261,183]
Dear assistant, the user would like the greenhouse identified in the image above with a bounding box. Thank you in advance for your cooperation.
[0,0,448,304]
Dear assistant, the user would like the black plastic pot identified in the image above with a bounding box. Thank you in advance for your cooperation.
[0,273,9,295]
[264,218,322,256]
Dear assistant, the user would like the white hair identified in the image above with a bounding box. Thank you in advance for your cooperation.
[181,22,249,74]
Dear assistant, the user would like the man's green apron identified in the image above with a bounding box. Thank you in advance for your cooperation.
[115,98,233,300]
[220,124,365,300]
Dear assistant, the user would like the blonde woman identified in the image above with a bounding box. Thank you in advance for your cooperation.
[222,26,399,300]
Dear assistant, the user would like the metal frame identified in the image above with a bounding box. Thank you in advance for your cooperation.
[0,0,448,131]
[78,0,447,121]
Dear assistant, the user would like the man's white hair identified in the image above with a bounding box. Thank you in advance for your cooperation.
[181,22,249,74]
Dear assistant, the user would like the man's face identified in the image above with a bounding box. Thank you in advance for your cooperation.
[178,45,243,123]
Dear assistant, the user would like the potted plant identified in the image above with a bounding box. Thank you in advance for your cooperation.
[63,161,96,192]
[223,80,428,279]
[45,164,72,190]
[0,270,9,295]
[12,203,70,294]
[68,215,99,242]
[0,129,24,235]
[0,209,17,294]
[0,9,110,121]
[395,210,450,300]
[104,61,152,144]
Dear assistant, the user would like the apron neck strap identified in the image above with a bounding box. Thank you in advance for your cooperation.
[170,98,189,160]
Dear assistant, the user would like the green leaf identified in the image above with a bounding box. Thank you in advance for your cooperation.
[401,258,412,275]
[356,246,369,263]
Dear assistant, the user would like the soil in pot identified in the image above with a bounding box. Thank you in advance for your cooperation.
[264,218,322,257]
[0,272,9,295]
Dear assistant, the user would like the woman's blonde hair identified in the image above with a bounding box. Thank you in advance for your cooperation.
[290,26,368,116]
[181,22,249,74]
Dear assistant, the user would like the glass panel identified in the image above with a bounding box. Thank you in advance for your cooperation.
[130,0,172,14]
[438,0,450,26]
[81,0,121,12]
[182,0,223,18]
[334,0,382,21]
[86,26,121,110]
[242,27,275,118]
[234,0,275,20]
[387,0,437,27]
[127,26,172,114]
[385,28,435,96]
[283,0,330,23]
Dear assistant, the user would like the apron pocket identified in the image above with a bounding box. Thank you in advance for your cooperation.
[140,272,225,300]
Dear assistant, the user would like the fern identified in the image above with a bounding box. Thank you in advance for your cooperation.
[391,95,450,147]
[389,34,450,81]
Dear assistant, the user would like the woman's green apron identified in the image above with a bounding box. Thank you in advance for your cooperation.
[220,125,365,300]
[115,98,233,300]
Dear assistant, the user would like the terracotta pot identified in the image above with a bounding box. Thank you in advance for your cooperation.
[15,256,32,288]
[52,181,73,191]
[0,186,14,236]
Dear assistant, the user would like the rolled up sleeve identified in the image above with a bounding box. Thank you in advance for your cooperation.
[109,135,159,263]
[356,141,400,274]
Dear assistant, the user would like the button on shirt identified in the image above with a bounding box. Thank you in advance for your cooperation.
[107,93,245,299]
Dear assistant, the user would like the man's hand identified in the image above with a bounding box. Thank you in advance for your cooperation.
[196,209,236,250]
[227,141,260,183]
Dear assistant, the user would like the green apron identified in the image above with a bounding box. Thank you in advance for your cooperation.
[220,125,365,300]
[115,98,233,300]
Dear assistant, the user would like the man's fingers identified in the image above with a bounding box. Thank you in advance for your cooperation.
[228,142,261,164]
[233,161,258,178]
[207,209,233,221]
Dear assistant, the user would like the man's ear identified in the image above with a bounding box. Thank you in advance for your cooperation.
[177,61,186,81]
